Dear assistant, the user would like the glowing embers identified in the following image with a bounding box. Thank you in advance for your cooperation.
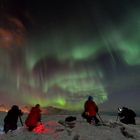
[33,121,60,134]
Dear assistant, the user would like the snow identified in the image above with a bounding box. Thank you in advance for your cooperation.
[0,112,140,140]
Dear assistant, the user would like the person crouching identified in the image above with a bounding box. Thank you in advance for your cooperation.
[25,104,41,131]
[4,105,23,133]
[82,96,99,125]
[118,107,136,125]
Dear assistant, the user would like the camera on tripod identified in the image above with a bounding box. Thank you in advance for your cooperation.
[118,107,122,113]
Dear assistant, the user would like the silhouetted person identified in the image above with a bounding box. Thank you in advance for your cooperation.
[118,107,136,125]
[4,105,23,133]
[82,96,99,124]
[25,104,41,131]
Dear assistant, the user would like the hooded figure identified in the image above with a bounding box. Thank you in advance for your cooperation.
[82,96,99,124]
[25,104,41,131]
[4,105,23,133]
[118,107,136,125]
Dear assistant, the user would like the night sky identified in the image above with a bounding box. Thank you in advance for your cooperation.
[0,0,140,111]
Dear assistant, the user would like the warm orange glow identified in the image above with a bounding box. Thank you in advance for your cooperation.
[0,17,26,49]
[0,28,13,48]
[20,105,31,113]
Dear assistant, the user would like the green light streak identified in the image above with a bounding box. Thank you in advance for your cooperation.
[70,43,101,60]
[118,43,140,65]
[42,69,108,110]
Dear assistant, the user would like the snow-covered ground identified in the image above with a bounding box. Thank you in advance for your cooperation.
[0,112,140,140]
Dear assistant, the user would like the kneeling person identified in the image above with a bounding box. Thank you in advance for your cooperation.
[82,96,99,125]
[118,107,136,125]
[25,104,41,131]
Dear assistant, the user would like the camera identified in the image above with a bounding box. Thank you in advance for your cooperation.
[118,107,122,113]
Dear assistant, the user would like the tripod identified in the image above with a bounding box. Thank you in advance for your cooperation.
[19,116,23,126]
[116,114,119,122]
[97,113,104,124]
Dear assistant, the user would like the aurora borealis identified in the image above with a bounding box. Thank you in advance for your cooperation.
[0,0,140,111]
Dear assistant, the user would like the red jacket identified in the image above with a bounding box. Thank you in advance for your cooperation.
[25,107,41,127]
[84,100,98,116]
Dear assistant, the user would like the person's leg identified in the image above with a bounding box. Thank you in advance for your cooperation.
[86,117,92,124]
[120,118,128,124]
[93,116,100,124]
[128,118,136,125]
[28,126,36,131]
[4,124,10,133]
[133,119,136,125]
[11,124,17,131]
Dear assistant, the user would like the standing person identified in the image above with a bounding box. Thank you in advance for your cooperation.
[25,104,41,131]
[82,96,99,125]
[3,105,23,133]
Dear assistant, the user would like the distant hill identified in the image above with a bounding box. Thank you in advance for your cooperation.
[41,106,69,115]
[0,104,9,112]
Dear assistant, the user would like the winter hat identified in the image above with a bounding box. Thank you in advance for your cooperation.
[35,104,40,108]
[88,96,93,100]
[11,105,19,110]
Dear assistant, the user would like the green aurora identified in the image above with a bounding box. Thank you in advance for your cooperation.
[0,0,140,111]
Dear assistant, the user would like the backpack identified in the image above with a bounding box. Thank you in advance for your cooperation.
[128,109,136,118]
[65,116,76,122]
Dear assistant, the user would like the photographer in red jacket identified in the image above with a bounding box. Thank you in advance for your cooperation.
[82,96,99,125]
[25,104,41,131]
